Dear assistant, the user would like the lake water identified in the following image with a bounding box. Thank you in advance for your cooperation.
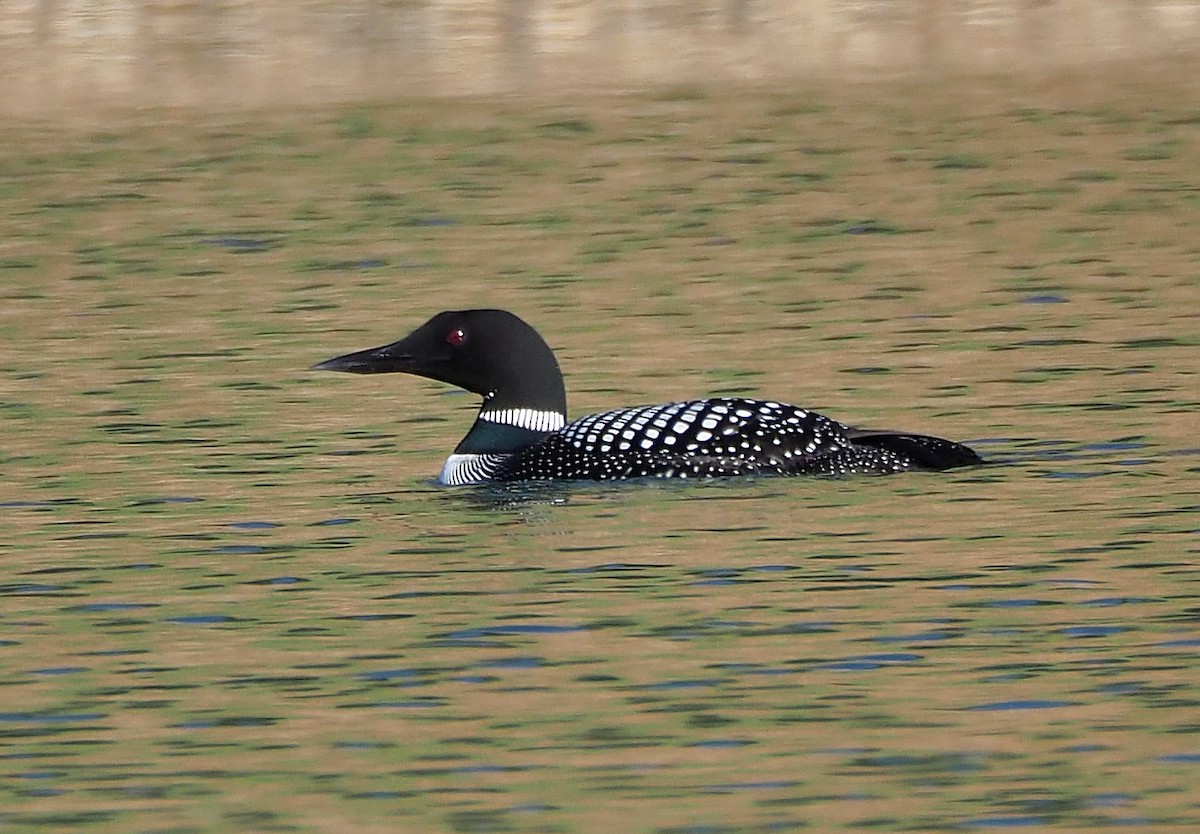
[2,84,1197,832]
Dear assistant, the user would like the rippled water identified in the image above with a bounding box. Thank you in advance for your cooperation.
[2,86,1198,832]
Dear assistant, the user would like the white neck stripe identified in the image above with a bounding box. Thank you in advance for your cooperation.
[479,408,565,432]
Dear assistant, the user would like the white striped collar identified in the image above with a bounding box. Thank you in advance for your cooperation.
[478,407,565,433]
[439,453,507,486]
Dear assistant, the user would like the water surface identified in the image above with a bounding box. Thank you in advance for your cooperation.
[2,86,1197,832]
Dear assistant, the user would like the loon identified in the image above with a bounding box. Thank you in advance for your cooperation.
[312,309,984,485]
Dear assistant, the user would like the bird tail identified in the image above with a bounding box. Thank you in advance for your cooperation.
[845,429,985,471]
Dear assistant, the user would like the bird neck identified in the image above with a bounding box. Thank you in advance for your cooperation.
[454,392,567,455]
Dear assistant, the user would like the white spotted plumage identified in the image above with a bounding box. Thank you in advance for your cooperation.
[448,397,913,484]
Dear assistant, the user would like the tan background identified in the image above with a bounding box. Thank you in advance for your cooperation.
[3,0,1199,117]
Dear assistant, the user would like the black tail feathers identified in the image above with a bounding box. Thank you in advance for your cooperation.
[845,430,985,471]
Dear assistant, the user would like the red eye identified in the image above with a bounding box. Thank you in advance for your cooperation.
[446,328,467,347]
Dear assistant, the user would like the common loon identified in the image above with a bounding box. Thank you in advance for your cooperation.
[313,309,984,485]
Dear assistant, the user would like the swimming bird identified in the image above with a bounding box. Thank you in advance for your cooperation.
[313,309,984,485]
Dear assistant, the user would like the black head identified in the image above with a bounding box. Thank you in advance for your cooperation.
[312,309,567,414]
